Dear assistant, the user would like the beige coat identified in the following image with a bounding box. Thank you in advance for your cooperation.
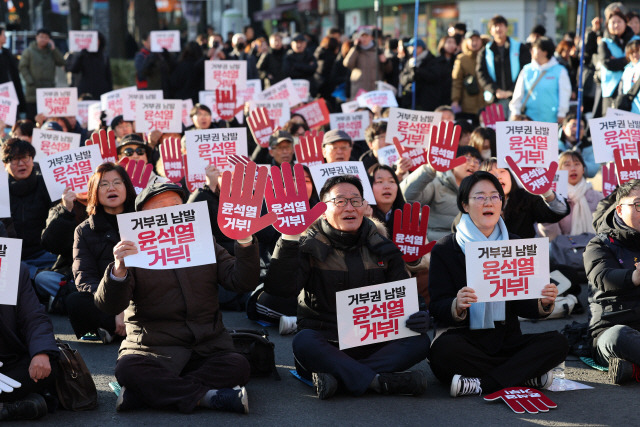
[344,44,392,99]
[451,46,486,115]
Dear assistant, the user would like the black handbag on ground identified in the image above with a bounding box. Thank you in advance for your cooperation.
[615,75,640,111]
[54,340,98,411]
[228,328,280,380]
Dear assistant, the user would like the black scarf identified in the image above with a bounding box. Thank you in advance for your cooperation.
[319,218,367,251]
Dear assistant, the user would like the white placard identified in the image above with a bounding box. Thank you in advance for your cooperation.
[292,79,310,103]
[242,79,262,102]
[204,60,247,91]
[182,99,194,127]
[117,201,216,270]
[257,77,303,107]
[336,278,419,350]
[87,102,102,131]
[341,100,360,113]
[150,30,181,52]
[185,128,248,176]
[249,99,291,127]
[376,80,397,95]
[589,116,640,163]
[330,112,370,141]
[198,90,217,118]
[377,145,400,167]
[0,97,18,126]
[551,169,569,201]
[32,128,82,158]
[124,90,163,121]
[0,237,23,305]
[0,168,9,218]
[606,108,640,118]
[496,121,558,169]
[36,87,78,117]
[77,100,96,129]
[68,30,99,52]
[309,161,376,204]
[386,107,441,148]
[465,238,549,303]
[101,86,137,125]
[134,99,183,134]
[356,90,398,109]
[0,82,18,102]
[40,145,102,201]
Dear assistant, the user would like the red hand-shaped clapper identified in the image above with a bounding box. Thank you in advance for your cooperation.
[393,202,436,262]
[119,157,153,194]
[294,130,324,167]
[428,121,467,172]
[480,103,506,130]
[614,141,640,185]
[484,387,557,414]
[505,156,558,195]
[215,84,244,121]
[248,107,278,148]
[159,137,184,183]
[86,129,117,164]
[392,137,428,171]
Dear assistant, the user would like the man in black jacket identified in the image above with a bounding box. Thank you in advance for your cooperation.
[282,34,317,98]
[257,33,287,88]
[0,26,26,113]
[0,264,59,421]
[585,179,640,384]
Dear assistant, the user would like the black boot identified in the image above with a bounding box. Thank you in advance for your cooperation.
[0,393,48,421]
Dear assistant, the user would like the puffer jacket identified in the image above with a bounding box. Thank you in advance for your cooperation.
[584,207,640,351]
[400,164,460,242]
[263,217,408,341]
[72,207,121,293]
[18,41,65,103]
[94,238,260,374]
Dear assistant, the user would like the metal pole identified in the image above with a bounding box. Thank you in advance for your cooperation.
[576,0,588,139]
[411,0,419,110]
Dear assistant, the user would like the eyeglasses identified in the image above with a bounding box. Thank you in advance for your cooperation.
[620,203,640,212]
[464,155,480,166]
[122,147,146,157]
[471,195,503,204]
[327,197,365,207]
[98,180,124,190]
[6,156,32,165]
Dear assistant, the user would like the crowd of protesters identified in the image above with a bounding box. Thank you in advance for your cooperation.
[4,2,640,421]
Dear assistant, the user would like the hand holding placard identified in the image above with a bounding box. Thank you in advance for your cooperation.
[248,107,277,148]
[427,122,466,172]
[484,388,557,414]
[86,129,117,163]
[218,161,277,240]
[265,162,327,235]
[392,137,428,172]
[505,156,558,195]
[613,141,640,184]
[215,85,244,121]
[392,202,436,262]
[295,130,324,166]
[159,137,184,183]
[119,157,153,194]
[480,104,505,130]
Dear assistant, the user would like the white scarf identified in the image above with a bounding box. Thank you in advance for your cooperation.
[568,178,596,236]
[455,214,509,329]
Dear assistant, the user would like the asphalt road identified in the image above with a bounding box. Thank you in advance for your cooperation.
[9,290,637,427]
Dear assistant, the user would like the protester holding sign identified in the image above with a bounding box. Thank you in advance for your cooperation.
[264,175,429,400]
[94,181,260,414]
[67,163,137,344]
[428,171,567,397]
[481,158,569,238]
[66,32,113,100]
[116,134,168,188]
[1,139,56,278]
[0,263,59,421]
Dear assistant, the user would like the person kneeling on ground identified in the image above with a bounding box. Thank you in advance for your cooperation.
[263,175,431,400]
[0,263,59,421]
[94,182,261,413]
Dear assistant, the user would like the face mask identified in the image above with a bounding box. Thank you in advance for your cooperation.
[481,149,492,160]
[236,42,245,50]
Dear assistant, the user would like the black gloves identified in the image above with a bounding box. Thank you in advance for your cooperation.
[405,311,430,334]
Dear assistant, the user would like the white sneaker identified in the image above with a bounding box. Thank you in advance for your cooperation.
[524,370,554,389]
[279,316,297,335]
[450,374,482,397]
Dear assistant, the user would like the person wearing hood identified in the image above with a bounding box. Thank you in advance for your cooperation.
[509,37,571,123]
[344,29,391,99]
[18,28,65,120]
[451,31,486,127]
[66,32,113,100]
[400,146,482,243]
[583,179,640,385]
[399,38,448,112]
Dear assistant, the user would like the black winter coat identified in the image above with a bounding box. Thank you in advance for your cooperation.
[400,50,450,112]
[66,49,113,99]
[282,49,317,96]
[3,168,53,259]
[169,57,205,104]
[503,188,569,239]
[257,48,286,87]
[0,264,58,363]
[72,207,121,293]
[0,47,26,111]
[41,202,88,276]
[186,186,235,255]
[584,208,640,349]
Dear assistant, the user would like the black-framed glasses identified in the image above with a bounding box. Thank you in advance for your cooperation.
[471,195,503,204]
[5,155,33,165]
[122,147,146,157]
[620,203,640,212]
[328,197,365,207]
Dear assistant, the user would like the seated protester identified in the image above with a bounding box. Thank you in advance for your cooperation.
[400,146,482,242]
[1,138,56,278]
[94,182,261,413]
[360,122,412,180]
[186,103,216,131]
[367,164,406,237]
[322,129,352,164]
[468,127,496,160]
[110,115,134,145]
[481,158,570,239]
[116,133,168,188]
[584,179,640,384]
[67,163,137,343]
[558,113,598,178]
[0,263,59,421]
[428,171,568,397]
[34,188,88,299]
[263,175,430,399]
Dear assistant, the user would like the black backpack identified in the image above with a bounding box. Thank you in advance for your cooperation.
[560,321,591,357]
[228,328,280,380]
